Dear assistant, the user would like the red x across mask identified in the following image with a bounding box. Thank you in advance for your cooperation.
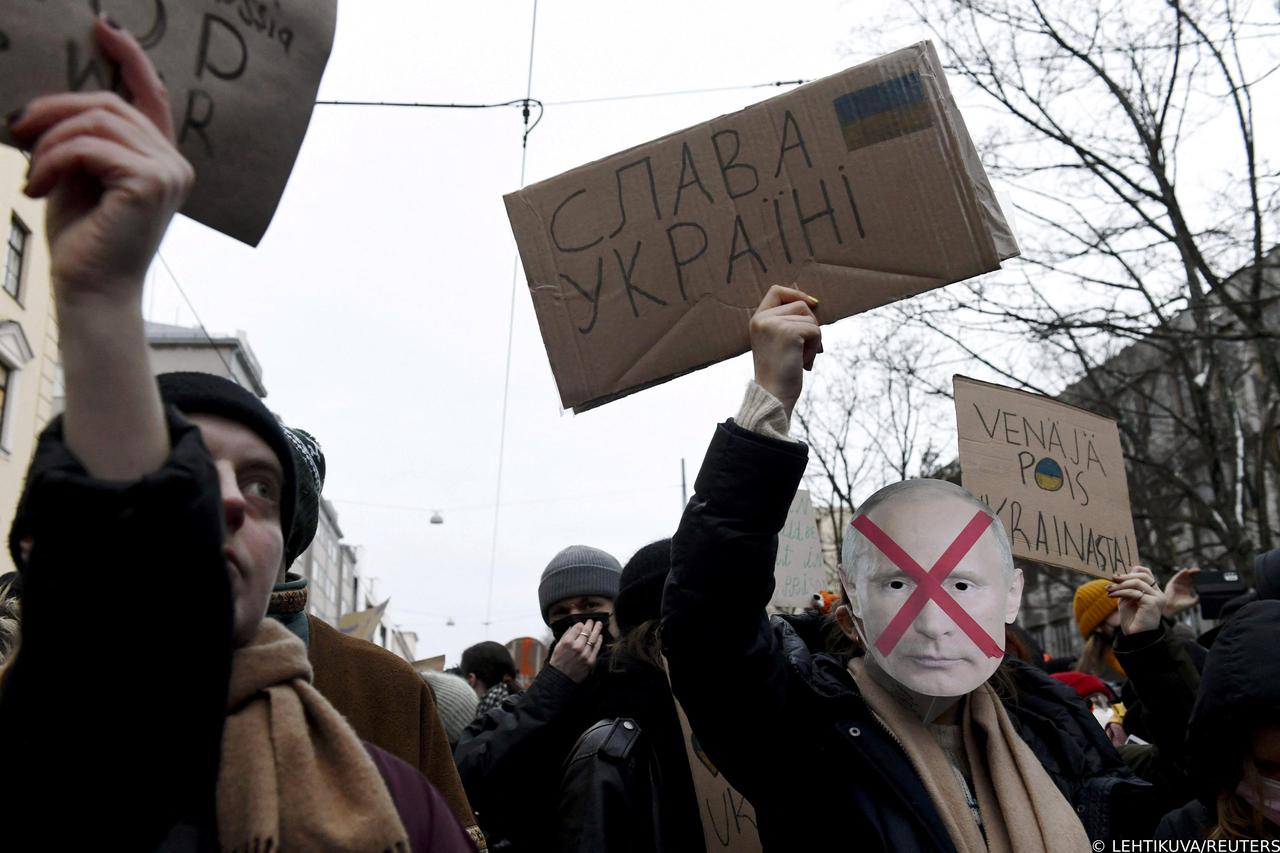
[849,508,1012,696]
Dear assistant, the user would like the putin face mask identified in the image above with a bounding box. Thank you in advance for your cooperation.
[843,483,1023,698]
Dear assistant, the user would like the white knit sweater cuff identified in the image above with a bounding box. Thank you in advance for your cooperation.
[736,381,801,444]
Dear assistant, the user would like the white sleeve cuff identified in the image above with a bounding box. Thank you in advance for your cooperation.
[735,381,801,444]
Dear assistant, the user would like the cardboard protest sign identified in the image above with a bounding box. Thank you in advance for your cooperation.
[665,666,762,853]
[0,1,337,246]
[954,376,1139,579]
[506,41,1018,412]
[338,599,388,642]
[412,655,446,673]
[771,488,826,607]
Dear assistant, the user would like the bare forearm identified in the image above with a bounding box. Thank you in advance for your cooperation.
[58,289,168,480]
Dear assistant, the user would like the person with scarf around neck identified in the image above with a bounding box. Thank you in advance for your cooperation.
[266,423,486,850]
[0,21,470,852]
[661,285,1161,853]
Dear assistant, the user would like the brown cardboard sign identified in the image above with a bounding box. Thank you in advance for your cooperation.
[0,1,337,246]
[506,42,1018,412]
[953,376,1140,579]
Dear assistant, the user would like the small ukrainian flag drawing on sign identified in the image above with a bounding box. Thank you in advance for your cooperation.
[1034,458,1065,492]
[833,72,934,152]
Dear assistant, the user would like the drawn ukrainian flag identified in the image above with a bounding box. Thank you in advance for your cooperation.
[833,72,934,152]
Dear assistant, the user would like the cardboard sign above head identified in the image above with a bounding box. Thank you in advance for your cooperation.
[0,1,337,246]
[953,376,1140,580]
[506,41,1019,413]
[842,479,1021,698]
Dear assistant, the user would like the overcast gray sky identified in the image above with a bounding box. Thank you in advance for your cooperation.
[142,0,1275,663]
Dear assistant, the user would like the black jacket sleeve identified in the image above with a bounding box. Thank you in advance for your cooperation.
[1113,625,1201,811]
[0,409,233,849]
[660,420,808,802]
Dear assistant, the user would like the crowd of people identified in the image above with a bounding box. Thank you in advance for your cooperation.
[0,19,1276,852]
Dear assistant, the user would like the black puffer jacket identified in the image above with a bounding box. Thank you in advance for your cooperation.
[1158,599,1280,839]
[662,421,1158,852]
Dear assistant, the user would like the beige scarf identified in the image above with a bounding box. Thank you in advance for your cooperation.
[219,618,409,852]
[851,658,1090,853]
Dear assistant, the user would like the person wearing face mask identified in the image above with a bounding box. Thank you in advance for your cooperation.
[454,545,621,851]
[1158,600,1280,840]
[662,285,1159,852]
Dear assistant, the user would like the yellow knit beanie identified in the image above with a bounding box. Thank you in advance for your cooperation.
[1073,578,1118,638]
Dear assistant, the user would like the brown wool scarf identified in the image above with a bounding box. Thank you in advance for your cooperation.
[851,658,1090,853]
[218,619,409,853]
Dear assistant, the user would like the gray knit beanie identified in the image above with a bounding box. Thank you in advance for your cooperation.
[537,545,623,623]
[422,670,479,747]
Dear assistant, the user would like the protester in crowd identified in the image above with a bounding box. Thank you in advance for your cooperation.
[423,670,481,748]
[557,539,705,852]
[538,544,623,648]
[1075,567,1203,681]
[1075,566,1205,753]
[1158,600,1280,840]
[1052,672,1119,727]
[0,572,21,666]
[267,426,485,850]
[0,20,470,850]
[460,640,521,717]
[454,545,622,850]
[661,285,1158,851]
[1084,566,1205,821]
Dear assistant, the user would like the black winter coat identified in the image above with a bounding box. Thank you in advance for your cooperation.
[1158,599,1280,839]
[662,420,1158,853]
[455,648,702,852]
[0,410,234,849]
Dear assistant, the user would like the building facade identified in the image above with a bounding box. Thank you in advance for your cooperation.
[0,149,62,575]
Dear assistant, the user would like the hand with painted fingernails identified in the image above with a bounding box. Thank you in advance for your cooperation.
[547,618,603,684]
[749,285,822,417]
[7,17,192,309]
[1107,565,1166,636]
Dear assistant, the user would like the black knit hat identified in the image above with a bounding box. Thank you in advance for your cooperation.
[156,372,297,552]
[614,539,672,632]
[283,426,325,567]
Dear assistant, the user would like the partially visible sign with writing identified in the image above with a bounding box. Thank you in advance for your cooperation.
[506,41,1018,412]
[0,1,337,246]
[772,488,826,607]
[954,376,1140,579]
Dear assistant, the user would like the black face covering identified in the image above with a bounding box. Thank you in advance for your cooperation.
[549,611,614,647]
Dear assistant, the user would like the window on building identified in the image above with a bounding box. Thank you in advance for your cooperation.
[4,216,29,302]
